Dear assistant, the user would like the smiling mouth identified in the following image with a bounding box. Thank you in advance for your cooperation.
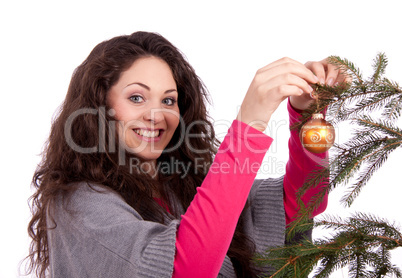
[133,129,161,138]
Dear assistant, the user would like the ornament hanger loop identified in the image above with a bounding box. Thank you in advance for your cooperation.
[311,86,320,112]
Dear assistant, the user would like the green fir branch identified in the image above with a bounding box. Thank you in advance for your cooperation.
[341,150,389,207]
[257,53,402,277]
[371,52,388,83]
[334,117,402,206]
[260,214,402,278]
[327,55,364,85]
[291,54,402,130]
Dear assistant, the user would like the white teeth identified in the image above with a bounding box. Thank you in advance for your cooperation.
[134,129,160,138]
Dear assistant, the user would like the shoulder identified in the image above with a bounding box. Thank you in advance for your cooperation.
[51,182,143,227]
[57,182,126,206]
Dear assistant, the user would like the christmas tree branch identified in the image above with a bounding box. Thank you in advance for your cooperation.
[355,117,402,138]
[337,116,402,206]
[327,56,364,85]
[291,54,402,130]
[293,86,402,129]
[371,53,388,83]
[259,214,402,278]
[257,53,402,277]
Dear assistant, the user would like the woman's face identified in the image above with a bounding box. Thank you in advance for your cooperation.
[107,56,180,162]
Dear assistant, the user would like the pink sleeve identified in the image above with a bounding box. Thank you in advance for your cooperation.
[283,100,329,225]
[173,120,273,278]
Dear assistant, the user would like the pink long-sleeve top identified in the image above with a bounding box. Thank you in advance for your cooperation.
[173,100,329,277]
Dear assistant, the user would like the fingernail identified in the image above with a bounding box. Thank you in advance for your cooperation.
[327,78,334,86]
[310,91,316,99]
[320,78,325,85]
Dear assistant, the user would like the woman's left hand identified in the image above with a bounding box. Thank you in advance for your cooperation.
[289,58,350,111]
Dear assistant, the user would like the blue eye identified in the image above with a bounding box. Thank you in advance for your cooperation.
[129,95,144,103]
[163,97,177,106]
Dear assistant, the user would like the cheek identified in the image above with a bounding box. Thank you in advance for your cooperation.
[113,106,142,124]
[108,100,125,122]
[114,124,130,149]
[166,110,181,130]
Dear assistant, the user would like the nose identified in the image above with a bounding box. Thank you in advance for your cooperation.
[143,107,165,124]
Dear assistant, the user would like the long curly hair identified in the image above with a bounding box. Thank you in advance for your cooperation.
[27,31,257,277]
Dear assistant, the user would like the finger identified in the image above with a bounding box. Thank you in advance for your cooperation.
[305,61,326,85]
[261,73,314,97]
[259,57,304,72]
[282,73,314,95]
[344,74,353,84]
[273,84,305,98]
[334,69,353,85]
[325,63,340,86]
[259,58,319,84]
[259,62,319,86]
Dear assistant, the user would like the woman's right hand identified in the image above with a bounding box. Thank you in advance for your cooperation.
[236,57,319,132]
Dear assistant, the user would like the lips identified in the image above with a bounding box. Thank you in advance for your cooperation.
[132,128,164,142]
[134,129,160,138]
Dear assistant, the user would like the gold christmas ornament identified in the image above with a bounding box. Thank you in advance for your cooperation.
[300,113,335,153]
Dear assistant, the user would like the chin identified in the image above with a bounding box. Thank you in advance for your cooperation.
[129,149,163,162]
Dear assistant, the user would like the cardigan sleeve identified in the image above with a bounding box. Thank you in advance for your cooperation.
[283,99,329,224]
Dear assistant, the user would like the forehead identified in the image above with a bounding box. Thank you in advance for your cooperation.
[117,56,176,87]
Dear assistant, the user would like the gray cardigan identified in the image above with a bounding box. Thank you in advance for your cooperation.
[47,177,286,277]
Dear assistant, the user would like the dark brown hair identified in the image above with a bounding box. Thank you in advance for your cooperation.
[27,31,257,277]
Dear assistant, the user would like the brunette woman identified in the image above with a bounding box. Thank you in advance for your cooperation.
[28,31,346,277]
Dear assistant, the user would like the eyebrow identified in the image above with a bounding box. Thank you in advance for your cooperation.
[125,82,177,94]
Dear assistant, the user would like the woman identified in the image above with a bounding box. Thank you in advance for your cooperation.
[28,31,346,277]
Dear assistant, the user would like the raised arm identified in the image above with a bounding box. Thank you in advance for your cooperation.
[283,99,329,224]
[284,58,350,224]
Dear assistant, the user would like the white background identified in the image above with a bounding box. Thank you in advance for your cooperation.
[1,1,401,277]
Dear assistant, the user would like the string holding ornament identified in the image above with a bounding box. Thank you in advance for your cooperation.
[300,88,335,153]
